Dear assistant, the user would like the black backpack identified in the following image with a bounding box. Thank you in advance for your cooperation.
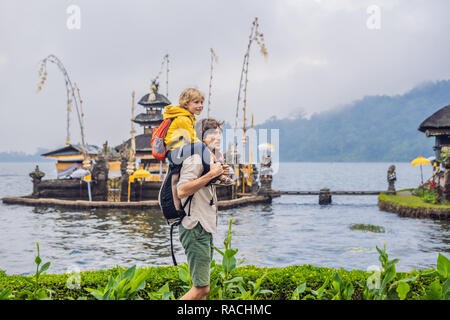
[158,142,213,265]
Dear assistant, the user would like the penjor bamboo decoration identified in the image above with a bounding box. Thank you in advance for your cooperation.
[233,17,268,193]
[127,90,136,176]
[73,82,90,169]
[207,48,219,118]
[153,54,170,98]
[127,91,136,202]
[37,55,89,166]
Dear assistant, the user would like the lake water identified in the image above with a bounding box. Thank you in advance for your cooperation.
[0,162,448,275]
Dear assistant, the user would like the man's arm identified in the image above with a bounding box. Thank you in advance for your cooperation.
[177,162,223,198]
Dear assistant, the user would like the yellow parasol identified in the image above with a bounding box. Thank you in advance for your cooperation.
[411,156,431,185]
[132,168,151,179]
[128,169,151,202]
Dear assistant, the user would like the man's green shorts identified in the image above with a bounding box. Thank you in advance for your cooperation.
[179,223,214,287]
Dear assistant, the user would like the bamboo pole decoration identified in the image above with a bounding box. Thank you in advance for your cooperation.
[207,48,219,118]
[153,54,170,98]
[127,91,137,202]
[234,17,268,131]
[73,82,86,148]
[248,114,254,187]
[73,82,90,169]
[234,17,268,193]
[37,55,89,156]
[127,91,136,176]
[65,80,71,146]
[165,54,169,98]
[130,90,136,163]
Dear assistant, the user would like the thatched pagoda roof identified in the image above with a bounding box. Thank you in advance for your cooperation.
[41,144,100,158]
[418,105,450,133]
[115,133,152,153]
[138,91,171,108]
[133,113,164,126]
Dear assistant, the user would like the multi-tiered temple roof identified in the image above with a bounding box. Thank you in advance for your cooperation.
[115,81,171,162]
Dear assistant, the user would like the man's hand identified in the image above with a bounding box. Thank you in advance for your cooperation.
[209,162,224,179]
[178,160,224,198]
[222,164,231,176]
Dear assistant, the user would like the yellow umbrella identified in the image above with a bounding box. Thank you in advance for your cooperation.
[132,168,151,179]
[411,156,431,185]
[128,169,151,202]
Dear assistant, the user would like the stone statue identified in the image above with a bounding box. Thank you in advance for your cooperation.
[92,155,109,183]
[29,165,45,196]
[258,155,273,195]
[387,165,396,194]
[91,155,109,201]
[251,164,259,194]
[102,141,109,158]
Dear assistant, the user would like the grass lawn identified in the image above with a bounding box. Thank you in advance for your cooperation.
[379,189,450,209]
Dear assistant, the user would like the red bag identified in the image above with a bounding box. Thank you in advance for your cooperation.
[151,118,173,161]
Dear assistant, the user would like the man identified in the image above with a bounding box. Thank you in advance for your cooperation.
[176,118,229,300]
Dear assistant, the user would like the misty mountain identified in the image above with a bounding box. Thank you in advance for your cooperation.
[259,80,450,162]
[0,148,53,162]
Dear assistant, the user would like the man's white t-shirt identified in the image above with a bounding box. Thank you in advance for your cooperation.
[176,153,218,233]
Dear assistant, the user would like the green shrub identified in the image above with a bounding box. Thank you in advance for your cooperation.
[0,264,441,300]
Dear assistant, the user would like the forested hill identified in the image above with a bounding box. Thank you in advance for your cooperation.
[260,80,450,162]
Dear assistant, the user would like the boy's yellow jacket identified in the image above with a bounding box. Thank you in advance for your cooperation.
[163,105,201,150]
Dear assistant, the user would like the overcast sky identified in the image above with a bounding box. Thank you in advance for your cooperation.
[1,0,449,154]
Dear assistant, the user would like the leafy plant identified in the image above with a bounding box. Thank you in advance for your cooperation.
[360,243,419,300]
[436,253,450,279]
[306,278,330,300]
[85,265,149,300]
[291,283,307,300]
[412,180,441,204]
[292,271,354,300]
[327,271,355,300]
[34,242,51,290]
[147,283,175,300]
[209,218,272,300]
[177,262,192,295]
[214,218,243,280]
[421,253,450,300]
[15,242,54,300]
[0,289,14,300]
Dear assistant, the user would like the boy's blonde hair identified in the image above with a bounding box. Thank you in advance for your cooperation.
[178,88,204,108]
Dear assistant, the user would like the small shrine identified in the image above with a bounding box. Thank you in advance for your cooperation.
[41,144,100,178]
[418,104,450,159]
[418,104,450,201]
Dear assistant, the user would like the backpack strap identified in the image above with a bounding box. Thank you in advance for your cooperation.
[169,194,194,266]
[169,220,181,266]
[182,194,194,216]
